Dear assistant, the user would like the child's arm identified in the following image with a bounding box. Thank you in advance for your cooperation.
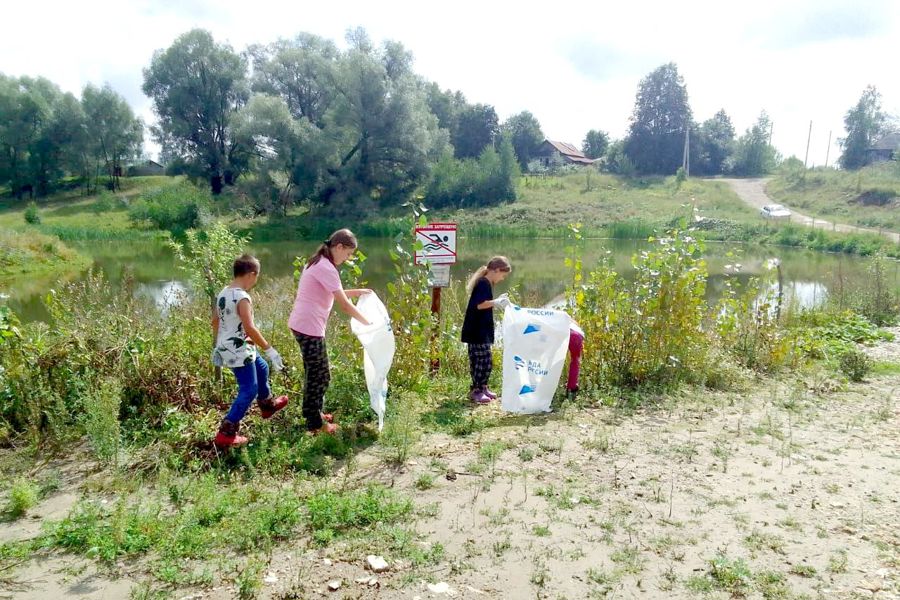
[236,299,272,350]
[345,288,373,298]
[333,290,372,326]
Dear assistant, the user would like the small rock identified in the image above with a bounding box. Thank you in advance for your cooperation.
[368,578,379,587]
[263,573,278,584]
[327,579,342,591]
[427,581,453,594]
[367,555,389,573]
[323,558,332,566]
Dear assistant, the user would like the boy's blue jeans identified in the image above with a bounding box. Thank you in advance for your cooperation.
[225,354,271,423]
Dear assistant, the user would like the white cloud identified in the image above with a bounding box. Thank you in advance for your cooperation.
[2,0,897,166]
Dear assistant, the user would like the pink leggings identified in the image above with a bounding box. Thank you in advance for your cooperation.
[567,330,584,391]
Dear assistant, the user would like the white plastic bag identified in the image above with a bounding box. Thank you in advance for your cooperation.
[350,293,395,430]
[500,305,571,413]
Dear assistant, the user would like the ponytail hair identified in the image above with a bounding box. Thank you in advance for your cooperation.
[467,256,512,292]
[308,228,358,267]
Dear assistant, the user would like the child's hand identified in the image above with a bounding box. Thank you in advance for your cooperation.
[494,293,512,309]
[265,347,285,372]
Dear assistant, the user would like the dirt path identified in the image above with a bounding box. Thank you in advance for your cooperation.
[721,178,900,243]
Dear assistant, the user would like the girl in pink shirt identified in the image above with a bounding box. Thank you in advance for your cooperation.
[288,229,371,435]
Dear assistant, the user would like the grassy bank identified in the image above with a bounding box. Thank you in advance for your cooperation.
[767,162,900,231]
[0,176,177,241]
[236,172,761,241]
[0,228,89,282]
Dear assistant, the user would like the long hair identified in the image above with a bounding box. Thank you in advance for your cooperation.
[308,228,358,267]
[466,256,512,293]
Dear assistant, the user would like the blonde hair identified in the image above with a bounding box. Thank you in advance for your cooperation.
[467,256,512,292]
[308,228,358,267]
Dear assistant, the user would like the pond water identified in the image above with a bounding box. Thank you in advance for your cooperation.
[4,236,894,323]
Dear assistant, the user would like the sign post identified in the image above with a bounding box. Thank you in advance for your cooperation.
[415,223,457,373]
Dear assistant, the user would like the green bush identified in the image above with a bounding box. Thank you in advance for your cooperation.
[6,479,39,518]
[24,202,40,225]
[128,182,209,233]
[569,230,710,389]
[839,348,871,382]
[82,377,122,465]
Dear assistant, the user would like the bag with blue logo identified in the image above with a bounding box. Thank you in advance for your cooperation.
[500,305,571,413]
[350,293,395,430]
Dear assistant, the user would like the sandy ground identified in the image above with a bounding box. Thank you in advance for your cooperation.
[2,344,899,599]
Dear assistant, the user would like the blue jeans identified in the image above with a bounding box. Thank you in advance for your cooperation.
[225,354,271,423]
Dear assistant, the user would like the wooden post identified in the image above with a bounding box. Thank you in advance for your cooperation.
[804,120,812,168]
[430,286,441,373]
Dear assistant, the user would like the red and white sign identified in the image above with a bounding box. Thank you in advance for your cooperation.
[414,223,457,265]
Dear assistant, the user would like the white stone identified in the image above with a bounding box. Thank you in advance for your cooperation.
[264,574,279,584]
[427,581,453,594]
[323,558,332,566]
[367,555,389,572]
[327,580,342,591]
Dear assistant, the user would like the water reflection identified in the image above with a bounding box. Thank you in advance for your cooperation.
[4,237,895,323]
[135,280,189,313]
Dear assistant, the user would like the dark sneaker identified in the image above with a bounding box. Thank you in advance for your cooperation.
[259,395,289,419]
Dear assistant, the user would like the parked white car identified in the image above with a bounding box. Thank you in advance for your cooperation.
[760,204,791,219]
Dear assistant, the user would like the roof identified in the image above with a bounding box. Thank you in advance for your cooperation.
[545,139,589,159]
[870,133,900,151]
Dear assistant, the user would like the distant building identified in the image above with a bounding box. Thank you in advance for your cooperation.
[127,160,167,177]
[866,133,900,165]
[534,140,597,167]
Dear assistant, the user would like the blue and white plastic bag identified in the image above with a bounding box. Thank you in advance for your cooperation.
[500,305,571,413]
[350,293,395,430]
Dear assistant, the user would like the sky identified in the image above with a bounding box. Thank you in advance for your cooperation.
[2,0,898,167]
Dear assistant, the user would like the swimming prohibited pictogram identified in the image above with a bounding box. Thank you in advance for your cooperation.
[414,223,457,265]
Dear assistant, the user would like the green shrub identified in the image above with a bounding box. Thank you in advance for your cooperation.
[24,202,40,225]
[82,377,122,465]
[128,182,209,233]
[569,230,710,389]
[839,348,871,382]
[6,479,39,518]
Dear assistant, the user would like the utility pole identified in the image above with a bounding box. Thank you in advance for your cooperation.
[824,130,833,168]
[768,121,774,146]
[804,121,813,168]
[682,127,690,176]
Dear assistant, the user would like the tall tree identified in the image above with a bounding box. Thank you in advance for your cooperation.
[582,129,609,159]
[234,94,335,216]
[839,85,887,170]
[324,29,446,210]
[502,111,543,170]
[693,109,735,176]
[143,29,249,194]
[81,84,143,190]
[247,33,338,128]
[454,103,499,159]
[624,63,692,174]
[732,111,778,176]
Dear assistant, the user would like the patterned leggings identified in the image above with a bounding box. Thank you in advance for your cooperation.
[467,343,493,391]
[294,332,331,430]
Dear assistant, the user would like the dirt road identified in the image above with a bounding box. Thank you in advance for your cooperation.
[721,178,900,243]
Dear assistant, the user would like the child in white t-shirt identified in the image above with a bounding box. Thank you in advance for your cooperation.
[212,254,288,447]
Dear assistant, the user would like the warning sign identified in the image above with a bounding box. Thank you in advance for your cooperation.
[414,223,457,265]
